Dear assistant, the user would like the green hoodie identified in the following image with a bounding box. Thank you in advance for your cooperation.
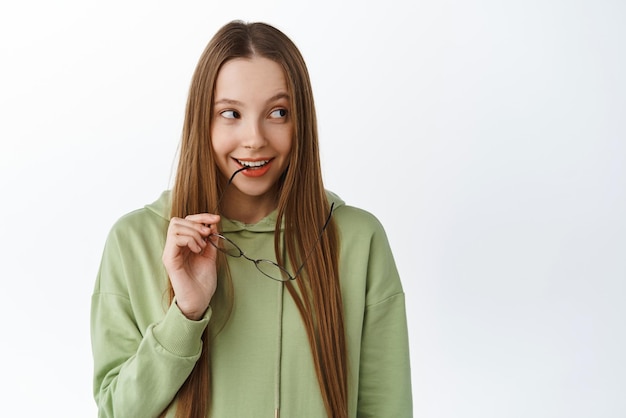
[91,190,412,417]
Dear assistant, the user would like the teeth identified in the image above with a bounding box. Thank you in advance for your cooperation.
[238,159,269,168]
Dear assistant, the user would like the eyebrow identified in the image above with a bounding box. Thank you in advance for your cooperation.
[214,92,290,107]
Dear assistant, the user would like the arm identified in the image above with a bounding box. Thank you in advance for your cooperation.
[354,210,413,417]
[91,293,209,418]
[358,293,413,418]
[90,211,217,417]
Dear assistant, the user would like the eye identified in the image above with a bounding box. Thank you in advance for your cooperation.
[269,108,288,119]
[220,110,240,119]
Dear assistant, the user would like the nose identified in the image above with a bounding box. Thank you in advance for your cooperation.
[241,119,266,150]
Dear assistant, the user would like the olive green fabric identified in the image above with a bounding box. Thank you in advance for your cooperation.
[91,190,412,417]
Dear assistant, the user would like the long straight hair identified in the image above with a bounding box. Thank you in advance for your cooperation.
[165,21,347,418]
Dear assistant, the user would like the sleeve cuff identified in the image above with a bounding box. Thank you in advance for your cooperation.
[152,300,212,357]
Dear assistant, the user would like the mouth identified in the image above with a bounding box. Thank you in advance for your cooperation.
[235,158,271,169]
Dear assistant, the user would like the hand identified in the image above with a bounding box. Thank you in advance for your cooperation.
[162,213,221,320]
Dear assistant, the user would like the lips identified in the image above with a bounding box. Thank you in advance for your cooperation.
[236,158,270,168]
[233,158,273,177]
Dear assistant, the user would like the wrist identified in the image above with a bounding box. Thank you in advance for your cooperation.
[175,300,209,321]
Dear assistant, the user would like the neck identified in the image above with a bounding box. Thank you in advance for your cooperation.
[219,186,279,224]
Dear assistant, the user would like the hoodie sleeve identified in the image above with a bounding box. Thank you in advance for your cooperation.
[335,203,413,418]
[90,211,210,418]
[358,216,413,418]
[358,293,413,417]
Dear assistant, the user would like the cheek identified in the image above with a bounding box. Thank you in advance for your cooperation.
[273,126,294,156]
[278,137,293,156]
[210,126,234,155]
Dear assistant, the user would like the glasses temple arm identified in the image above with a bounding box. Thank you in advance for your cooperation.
[293,202,335,279]
[212,166,250,214]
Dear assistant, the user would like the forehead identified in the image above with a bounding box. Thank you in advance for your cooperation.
[214,57,288,101]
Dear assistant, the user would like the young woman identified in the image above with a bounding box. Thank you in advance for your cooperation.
[91,20,412,418]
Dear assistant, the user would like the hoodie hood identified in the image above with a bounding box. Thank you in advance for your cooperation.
[145,189,346,233]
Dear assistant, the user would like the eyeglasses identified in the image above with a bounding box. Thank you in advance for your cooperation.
[208,167,334,282]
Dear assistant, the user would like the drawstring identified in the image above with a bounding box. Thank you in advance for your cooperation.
[274,282,284,418]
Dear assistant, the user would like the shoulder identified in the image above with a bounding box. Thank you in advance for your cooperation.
[105,191,171,245]
[334,205,384,231]
[326,190,388,240]
[326,189,394,260]
[95,193,171,302]
[326,191,403,303]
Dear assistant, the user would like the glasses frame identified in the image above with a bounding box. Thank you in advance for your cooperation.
[208,167,334,282]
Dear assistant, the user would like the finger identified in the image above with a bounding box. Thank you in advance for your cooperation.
[169,217,213,239]
[199,237,219,259]
[184,213,220,225]
[167,222,209,253]
[174,233,207,253]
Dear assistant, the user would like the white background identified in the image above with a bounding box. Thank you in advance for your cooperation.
[1,0,625,417]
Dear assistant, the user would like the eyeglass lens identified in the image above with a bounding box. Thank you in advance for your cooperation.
[208,168,333,282]
[210,234,293,281]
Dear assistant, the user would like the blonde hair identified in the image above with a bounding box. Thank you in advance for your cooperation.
[166,21,347,417]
